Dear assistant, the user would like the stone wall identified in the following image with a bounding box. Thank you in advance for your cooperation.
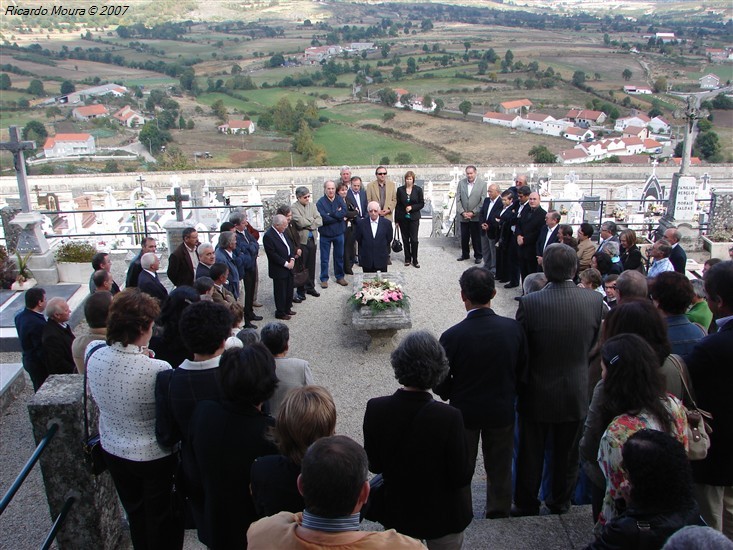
[710,191,733,238]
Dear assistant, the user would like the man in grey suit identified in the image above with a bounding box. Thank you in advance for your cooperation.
[456,165,485,264]
[512,243,605,517]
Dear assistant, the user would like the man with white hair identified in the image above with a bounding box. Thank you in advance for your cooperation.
[138,252,168,302]
[480,182,503,274]
[354,201,393,273]
[664,226,687,274]
[263,214,297,320]
[195,242,216,279]
[42,297,76,377]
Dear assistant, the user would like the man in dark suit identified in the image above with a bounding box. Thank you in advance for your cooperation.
[42,297,76,377]
[516,192,546,283]
[496,191,517,284]
[437,267,527,518]
[125,237,156,288]
[88,252,121,295]
[684,261,733,534]
[195,243,215,279]
[536,210,561,270]
[664,226,688,274]
[345,176,368,273]
[263,214,297,320]
[513,243,605,516]
[480,183,503,275]
[597,221,619,255]
[230,212,262,324]
[14,287,47,391]
[504,186,530,288]
[137,252,169,303]
[354,201,393,273]
[167,227,199,288]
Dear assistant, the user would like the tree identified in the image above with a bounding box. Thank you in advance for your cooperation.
[528,145,556,163]
[382,112,396,122]
[268,53,285,68]
[60,80,75,94]
[622,69,632,81]
[139,122,171,155]
[103,160,119,173]
[653,76,667,93]
[406,57,417,75]
[45,106,63,121]
[477,60,488,75]
[464,41,471,54]
[378,88,398,106]
[697,118,712,132]
[695,131,721,161]
[394,152,412,164]
[433,98,444,114]
[458,100,472,117]
[572,71,586,87]
[504,49,514,66]
[22,120,48,150]
[381,44,391,58]
[231,63,242,75]
[211,99,227,123]
[380,156,390,165]
[179,68,197,92]
[28,79,44,96]
[0,73,11,90]
[391,66,403,80]
[604,33,611,46]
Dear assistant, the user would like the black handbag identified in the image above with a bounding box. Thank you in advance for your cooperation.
[293,256,309,287]
[83,343,108,476]
[391,224,403,253]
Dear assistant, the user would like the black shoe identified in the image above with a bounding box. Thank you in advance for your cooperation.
[244,322,258,329]
[504,283,519,289]
[297,294,306,301]
[249,314,263,321]
[387,258,392,265]
[275,314,291,320]
[457,256,469,261]
[344,269,354,275]
[474,258,482,264]
[497,279,508,283]
[287,310,297,316]
[292,296,303,303]
[412,262,420,268]
[510,505,539,518]
[306,289,320,297]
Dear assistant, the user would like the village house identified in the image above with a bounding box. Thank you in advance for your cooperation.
[563,126,594,142]
[565,109,607,127]
[72,104,109,121]
[705,48,729,63]
[499,99,532,115]
[518,113,570,137]
[43,133,96,158]
[623,85,653,95]
[218,120,256,135]
[643,138,663,154]
[699,74,721,90]
[303,45,342,64]
[557,148,590,164]
[61,83,128,105]
[112,105,146,128]
[614,113,651,132]
[655,32,676,43]
[482,111,520,128]
[648,116,671,134]
[622,125,650,140]
[410,96,436,113]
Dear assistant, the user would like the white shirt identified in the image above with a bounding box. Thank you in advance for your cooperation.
[371,218,379,238]
[277,230,290,255]
[486,197,498,221]
[467,182,474,196]
[544,225,558,250]
[186,245,199,269]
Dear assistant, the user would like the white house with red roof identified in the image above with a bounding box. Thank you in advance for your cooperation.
[482,111,520,128]
[218,120,256,135]
[72,104,109,121]
[499,99,532,115]
[648,116,671,134]
[564,109,606,126]
[563,126,594,142]
[113,105,146,127]
[623,85,653,95]
[622,125,650,139]
[614,113,651,132]
[43,133,95,158]
[518,113,571,137]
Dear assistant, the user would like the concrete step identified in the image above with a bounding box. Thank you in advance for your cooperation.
[0,362,25,412]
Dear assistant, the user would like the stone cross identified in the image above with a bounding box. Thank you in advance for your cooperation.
[0,126,36,212]
[450,166,463,185]
[527,163,537,182]
[484,170,495,184]
[701,172,710,190]
[677,95,706,176]
[166,187,190,222]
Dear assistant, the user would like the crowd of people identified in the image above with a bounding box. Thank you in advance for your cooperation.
[11,167,733,550]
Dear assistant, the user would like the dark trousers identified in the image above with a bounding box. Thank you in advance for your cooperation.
[23,357,47,392]
[496,243,509,281]
[300,236,317,293]
[507,238,521,286]
[519,249,539,284]
[399,219,420,264]
[103,451,183,550]
[243,269,256,320]
[514,417,584,513]
[344,223,357,272]
[460,221,482,260]
[272,274,294,316]
[466,423,514,518]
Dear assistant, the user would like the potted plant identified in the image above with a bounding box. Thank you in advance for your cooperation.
[702,229,733,260]
[55,240,97,283]
[11,250,37,291]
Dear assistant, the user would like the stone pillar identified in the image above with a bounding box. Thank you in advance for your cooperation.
[27,374,128,549]
[11,211,59,285]
[164,219,195,253]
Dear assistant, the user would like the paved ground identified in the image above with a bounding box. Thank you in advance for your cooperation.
[1,232,599,549]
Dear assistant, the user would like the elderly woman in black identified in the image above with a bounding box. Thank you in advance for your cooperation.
[187,344,279,549]
[363,331,473,549]
[395,171,425,268]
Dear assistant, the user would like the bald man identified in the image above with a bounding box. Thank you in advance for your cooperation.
[354,201,393,273]
[480,183,503,274]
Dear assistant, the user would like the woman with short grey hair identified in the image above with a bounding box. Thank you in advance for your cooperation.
[362,330,473,549]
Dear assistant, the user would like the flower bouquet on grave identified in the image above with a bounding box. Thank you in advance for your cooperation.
[348,279,409,314]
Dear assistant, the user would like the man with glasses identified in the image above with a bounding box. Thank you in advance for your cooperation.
[456,165,485,264]
[291,186,323,296]
[354,201,393,273]
[603,274,619,309]
[316,181,348,288]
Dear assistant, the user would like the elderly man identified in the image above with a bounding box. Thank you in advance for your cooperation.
[14,287,47,391]
[437,266,527,518]
[137,252,168,302]
[247,436,424,549]
[195,242,216,279]
[647,239,675,278]
[480,183,503,274]
[291,186,323,297]
[576,223,597,273]
[597,221,619,254]
[684,261,733,537]
[354,201,393,273]
[345,176,368,274]
[339,165,352,187]
[536,210,561,268]
[42,297,76,377]
[230,211,262,324]
[615,270,648,304]
[263,214,297,320]
[72,291,112,373]
[89,252,120,294]
[513,243,605,517]
[516,192,546,282]
[316,180,348,288]
[126,237,156,288]
[456,165,485,264]
[664,226,688,274]
[167,227,199,288]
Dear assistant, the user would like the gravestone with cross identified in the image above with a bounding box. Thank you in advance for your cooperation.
[164,186,195,252]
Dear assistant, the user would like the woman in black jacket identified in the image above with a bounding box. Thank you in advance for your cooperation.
[619,228,644,273]
[363,331,473,549]
[395,171,425,268]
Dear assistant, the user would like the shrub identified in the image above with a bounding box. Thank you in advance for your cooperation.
[54,241,97,263]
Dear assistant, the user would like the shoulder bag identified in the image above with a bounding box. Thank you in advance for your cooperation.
[391,223,403,253]
[83,342,108,475]
[669,354,713,460]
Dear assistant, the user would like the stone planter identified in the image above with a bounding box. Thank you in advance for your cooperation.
[11,278,37,291]
[702,236,733,260]
[57,262,89,283]
[350,272,412,350]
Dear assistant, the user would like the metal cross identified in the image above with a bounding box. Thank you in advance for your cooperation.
[0,126,36,212]
[167,187,190,222]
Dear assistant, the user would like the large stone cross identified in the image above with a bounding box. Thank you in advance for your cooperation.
[0,126,36,212]
[167,187,190,222]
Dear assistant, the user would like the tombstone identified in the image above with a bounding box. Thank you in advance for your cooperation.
[163,187,194,252]
[415,179,433,219]
[0,205,22,252]
[73,196,97,228]
[261,190,291,229]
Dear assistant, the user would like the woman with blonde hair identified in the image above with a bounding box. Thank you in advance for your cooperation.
[250,385,337,517]
[619,228,643,273]
[395,170,425,268]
